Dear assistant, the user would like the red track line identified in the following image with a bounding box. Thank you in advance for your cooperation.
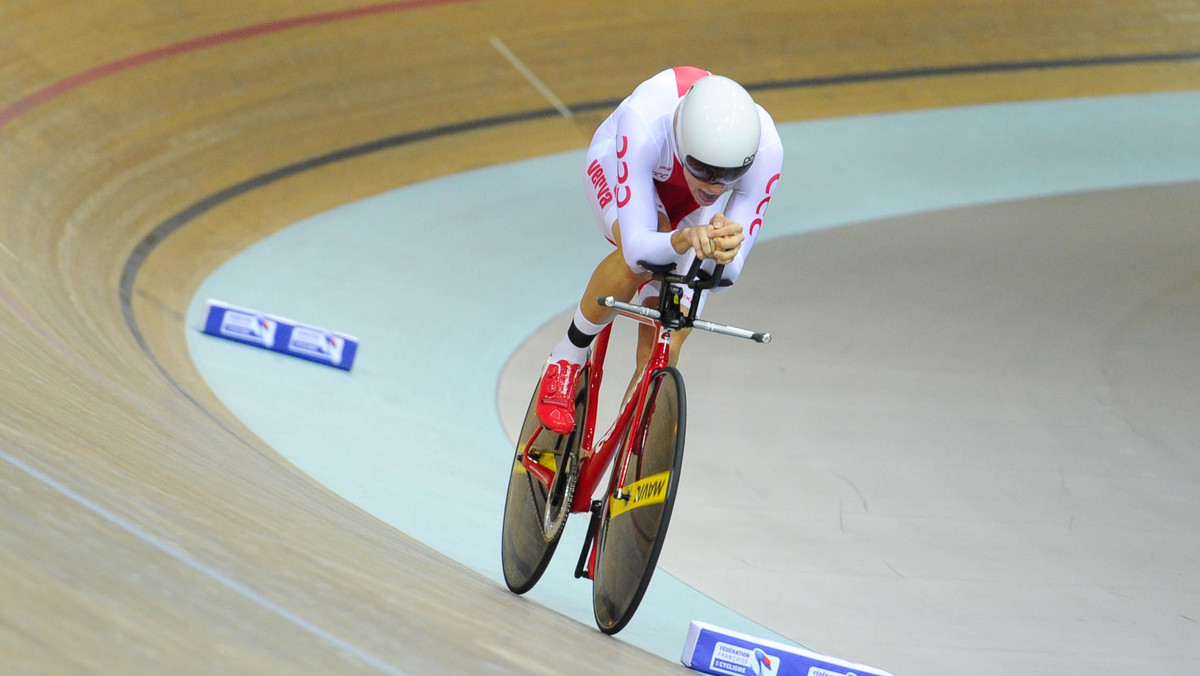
[0,0,476,130]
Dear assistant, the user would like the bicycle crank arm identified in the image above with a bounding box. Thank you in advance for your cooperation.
[574,499,604,580]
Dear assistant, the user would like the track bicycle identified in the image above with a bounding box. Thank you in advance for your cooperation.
[501,258,770,634]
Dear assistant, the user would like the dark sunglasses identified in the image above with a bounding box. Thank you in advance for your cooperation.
[683,154,754,185]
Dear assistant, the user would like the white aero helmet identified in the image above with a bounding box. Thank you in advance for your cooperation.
[674,74,761,184]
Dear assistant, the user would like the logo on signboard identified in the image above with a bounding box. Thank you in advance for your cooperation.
[287,326,344,365]
[709,642,780,676]
[219,310,276,348]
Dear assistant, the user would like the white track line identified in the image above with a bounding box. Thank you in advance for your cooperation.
[489,35,573,119]
[0,446,408,676]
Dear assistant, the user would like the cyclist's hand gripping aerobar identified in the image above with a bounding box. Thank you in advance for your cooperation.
[671,213,743,265]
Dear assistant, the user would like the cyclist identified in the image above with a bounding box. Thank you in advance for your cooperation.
[536,66,784,434]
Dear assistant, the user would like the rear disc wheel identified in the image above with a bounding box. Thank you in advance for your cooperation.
[500,367,586,594]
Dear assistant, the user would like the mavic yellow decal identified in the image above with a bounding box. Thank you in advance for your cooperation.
[609,471,671,519]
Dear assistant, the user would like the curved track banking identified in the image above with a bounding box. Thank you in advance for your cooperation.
[2,1,1198,673]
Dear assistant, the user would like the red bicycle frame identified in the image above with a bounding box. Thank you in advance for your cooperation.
[514,311,668,512]
[572,315,671,514]
[513,259,769,583]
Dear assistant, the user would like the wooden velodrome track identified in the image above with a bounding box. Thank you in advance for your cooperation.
[2,1,1198,673]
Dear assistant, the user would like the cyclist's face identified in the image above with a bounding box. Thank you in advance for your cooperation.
[682,167,728,207]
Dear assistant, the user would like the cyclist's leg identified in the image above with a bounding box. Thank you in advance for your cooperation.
[574,221,650,327]
[539,144,669,430]
[539,221,654,432]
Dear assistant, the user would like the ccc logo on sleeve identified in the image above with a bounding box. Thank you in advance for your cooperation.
[615,135,632,208]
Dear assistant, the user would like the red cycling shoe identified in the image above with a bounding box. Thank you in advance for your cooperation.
[536,359,582,434]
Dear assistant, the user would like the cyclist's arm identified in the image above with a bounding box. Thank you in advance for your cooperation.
[717,129,784,286]
[613,110,678,271]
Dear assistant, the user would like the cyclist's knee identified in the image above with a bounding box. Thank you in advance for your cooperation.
[602,249,647,287]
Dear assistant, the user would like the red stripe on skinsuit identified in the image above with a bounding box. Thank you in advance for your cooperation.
[655,157,701,229]
[672,66,711,97]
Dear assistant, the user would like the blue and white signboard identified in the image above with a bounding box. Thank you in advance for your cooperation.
[201,299,359,371]
[681,622,892,676]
